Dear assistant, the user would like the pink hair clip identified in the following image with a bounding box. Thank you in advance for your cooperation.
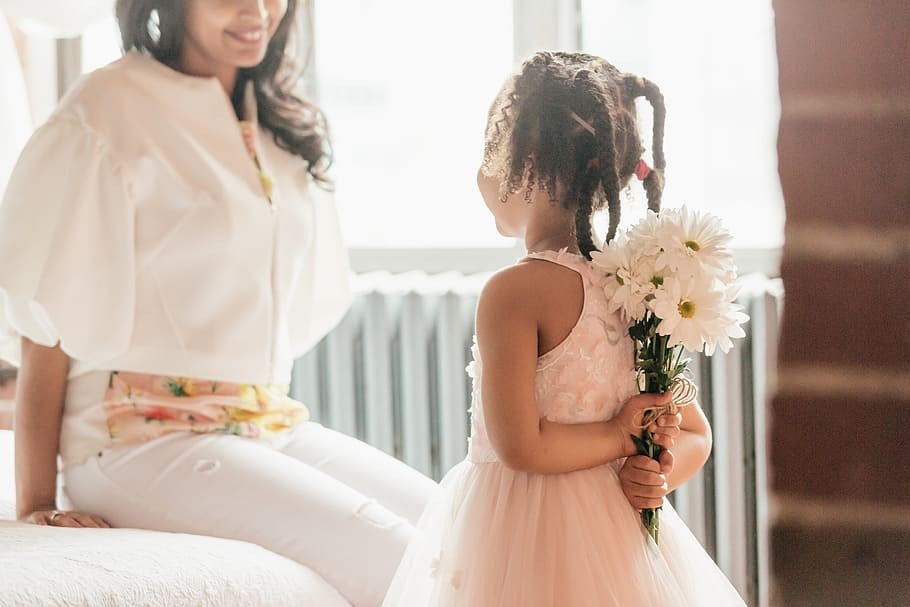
[634,159,652,181]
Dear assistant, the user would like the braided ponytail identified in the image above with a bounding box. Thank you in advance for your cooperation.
[626,75,667,213]
[594,94,625,247]
[574,185,598,259]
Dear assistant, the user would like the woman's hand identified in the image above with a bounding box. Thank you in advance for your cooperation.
[619,449,675,510]
[20,507,111,528]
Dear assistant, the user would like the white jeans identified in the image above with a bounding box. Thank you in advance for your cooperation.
[62,423,437,607]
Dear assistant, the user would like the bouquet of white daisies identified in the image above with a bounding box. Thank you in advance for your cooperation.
[591,205,749,543]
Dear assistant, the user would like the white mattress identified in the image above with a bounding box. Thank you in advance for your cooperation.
[0,431,350,607]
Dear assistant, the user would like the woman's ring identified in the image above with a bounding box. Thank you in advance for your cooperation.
[50,511,64,523]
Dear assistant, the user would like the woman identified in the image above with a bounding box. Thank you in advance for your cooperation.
[0,2,435,605]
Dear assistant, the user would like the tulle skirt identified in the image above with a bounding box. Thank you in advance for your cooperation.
[383,459,746,606]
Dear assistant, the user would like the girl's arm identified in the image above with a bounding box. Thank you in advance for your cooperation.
[476,267,675,475]
[15,338,109,527]
[665,401,711,492]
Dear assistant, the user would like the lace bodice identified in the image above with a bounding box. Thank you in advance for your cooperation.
[466,249,639,463]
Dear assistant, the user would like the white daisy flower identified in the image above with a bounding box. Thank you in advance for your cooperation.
[626,209,663,258]
[654,206,734,280]
[704,301,750,355]
[649,275,729,352]
[703,284,750,354]
[591,236,653,321]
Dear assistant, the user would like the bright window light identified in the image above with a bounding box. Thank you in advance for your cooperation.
[582,0,784,249]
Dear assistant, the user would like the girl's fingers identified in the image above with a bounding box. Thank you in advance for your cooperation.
[623,468,666,487]
[628,455,661,473]
[633,497,664,510]
[660,425,681,437]
[658,413,682,427]
[650,420,681,434]
[630,392,673,412]
[659,449,675,472]
[630,470,665,486]
[654,437,675,450]
[627,482,668,499]
[92,516,112,529]
[650,434,677,450]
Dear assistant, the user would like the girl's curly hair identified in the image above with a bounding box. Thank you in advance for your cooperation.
[482,51,666,259]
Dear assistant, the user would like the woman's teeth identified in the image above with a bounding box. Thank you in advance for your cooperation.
[230,29,264,43]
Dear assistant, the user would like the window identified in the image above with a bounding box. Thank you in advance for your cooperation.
[580,0,784,250]
[77,3,518,251]
[314,0,515,248]
[72,1,783,269]
[81,16,120,74]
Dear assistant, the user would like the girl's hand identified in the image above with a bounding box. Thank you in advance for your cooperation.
[21,507,111,528]
[648,409,682,451]
[612,392,673,456]
[619,453,673,510]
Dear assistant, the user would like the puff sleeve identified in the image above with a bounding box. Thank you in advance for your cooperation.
[0,115,134,366]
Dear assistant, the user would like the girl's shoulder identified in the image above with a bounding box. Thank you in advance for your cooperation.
[480,256,575,299]
[477,253,586,330]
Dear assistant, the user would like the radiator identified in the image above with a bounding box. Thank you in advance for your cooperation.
[291,270,783,607]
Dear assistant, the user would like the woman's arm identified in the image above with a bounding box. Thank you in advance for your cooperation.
[15,337,68,519]
[15,338,109,527]
[476,267,676,474]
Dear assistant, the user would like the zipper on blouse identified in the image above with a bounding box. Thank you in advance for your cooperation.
[267,209,279,381]
[242,82,280,379]
[241,82,275,209]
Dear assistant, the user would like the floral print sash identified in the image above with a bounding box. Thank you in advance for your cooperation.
[102,371,309,447]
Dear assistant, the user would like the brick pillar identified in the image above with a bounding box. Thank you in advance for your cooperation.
[771,2,910,605]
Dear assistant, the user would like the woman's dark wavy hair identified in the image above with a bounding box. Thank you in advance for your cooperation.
[115,0,332,186]
[482,51,666,259]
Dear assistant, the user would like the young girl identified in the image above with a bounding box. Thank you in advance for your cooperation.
[0,1,434,605]
[383,51,746,606]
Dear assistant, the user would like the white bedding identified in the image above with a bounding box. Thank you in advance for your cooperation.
[0,431,351,607]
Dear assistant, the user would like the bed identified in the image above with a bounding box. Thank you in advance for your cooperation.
[0,430,351,607]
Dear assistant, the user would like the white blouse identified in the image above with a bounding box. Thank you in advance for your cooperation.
[0,51,352,386]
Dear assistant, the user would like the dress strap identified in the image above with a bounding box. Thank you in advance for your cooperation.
[523,248,611,292]
[523,247,590,276]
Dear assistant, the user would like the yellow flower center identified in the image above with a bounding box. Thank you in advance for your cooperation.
[684,240,701,251]
[651,276,664,287]
[678,300,696,318]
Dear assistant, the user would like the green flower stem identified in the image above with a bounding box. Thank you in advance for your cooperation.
[629,314,691,544]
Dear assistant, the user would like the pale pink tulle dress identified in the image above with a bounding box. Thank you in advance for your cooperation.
[383,249,746,606]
